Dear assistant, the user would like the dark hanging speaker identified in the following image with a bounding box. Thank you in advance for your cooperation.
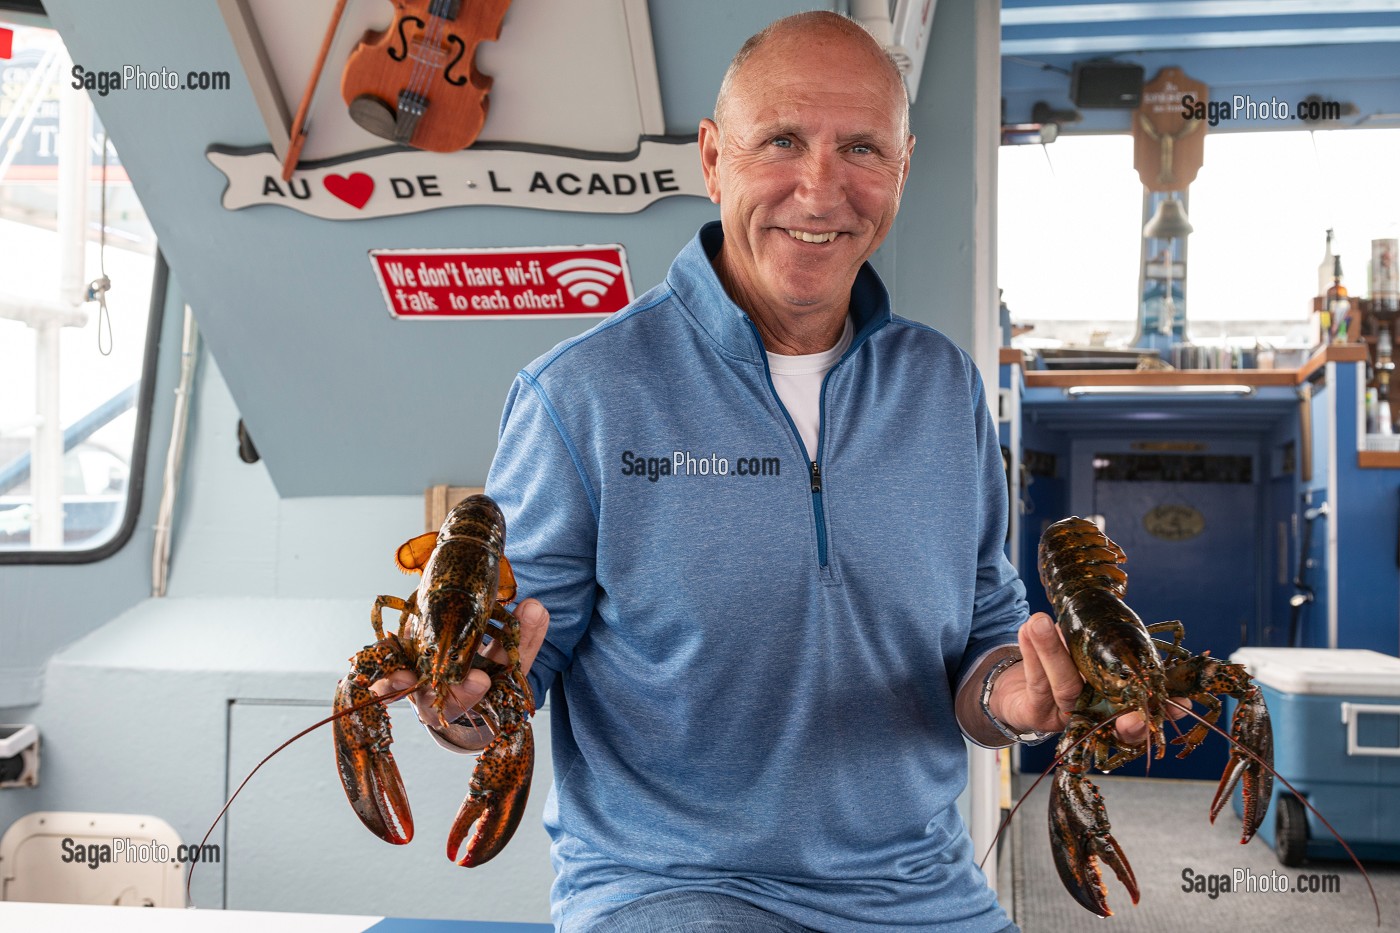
[1070,61,1145,109]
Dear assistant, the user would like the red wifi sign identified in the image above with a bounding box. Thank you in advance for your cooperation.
[370,244,634,320]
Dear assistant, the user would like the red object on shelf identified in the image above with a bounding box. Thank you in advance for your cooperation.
[0,28,13,59]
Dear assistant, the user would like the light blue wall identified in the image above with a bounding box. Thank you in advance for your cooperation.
[2,0,1000,704]
[883,0,991,355]
[0,0,1001,919]
[32,0,824,497]
[33,0,994,496]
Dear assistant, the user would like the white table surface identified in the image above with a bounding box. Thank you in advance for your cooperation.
[0,902,553,931]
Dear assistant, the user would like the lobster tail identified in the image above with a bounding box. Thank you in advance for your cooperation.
[1038,517,1128,613]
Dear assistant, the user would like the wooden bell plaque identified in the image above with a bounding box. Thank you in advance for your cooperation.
[1133,67,1207,192]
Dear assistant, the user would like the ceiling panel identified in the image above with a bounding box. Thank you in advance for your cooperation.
[1000,0,1400,128]
[1002,0,1400,54]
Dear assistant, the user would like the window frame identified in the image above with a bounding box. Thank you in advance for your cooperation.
[0,254,167,565]
[1,5,167,563]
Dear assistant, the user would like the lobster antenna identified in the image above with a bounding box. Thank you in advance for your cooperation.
[1162,698,1381,928]
[184,680,421,907]
[1145,717,1151,778]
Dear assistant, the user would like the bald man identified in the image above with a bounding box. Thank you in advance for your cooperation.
[387,12,1154,931]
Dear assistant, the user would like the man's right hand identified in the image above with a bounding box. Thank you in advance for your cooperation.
[370,597,551,727]
[997,612,1189,744]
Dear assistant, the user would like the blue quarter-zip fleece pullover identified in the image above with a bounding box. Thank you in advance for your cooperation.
[485,222,1027,932]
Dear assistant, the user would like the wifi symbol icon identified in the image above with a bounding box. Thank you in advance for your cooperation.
[547,258,624,308]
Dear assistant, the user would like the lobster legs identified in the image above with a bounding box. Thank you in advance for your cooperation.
[1163,654,1275,840]
[1048,652,1275,917]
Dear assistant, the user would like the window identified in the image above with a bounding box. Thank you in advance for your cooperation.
[0,19,162,558]
[998,135,1142,346]
[1190,129,1400,325]
[999,128,1400,349]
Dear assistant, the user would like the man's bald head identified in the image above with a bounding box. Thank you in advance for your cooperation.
[712,11,910,142]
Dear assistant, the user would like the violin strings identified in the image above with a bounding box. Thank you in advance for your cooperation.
[406,4,447,110]
[407,15,433,100]
[422,12,445,96]
[402,18,427,112]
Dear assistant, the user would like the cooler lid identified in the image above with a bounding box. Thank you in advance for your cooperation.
[1229,648,1400,696]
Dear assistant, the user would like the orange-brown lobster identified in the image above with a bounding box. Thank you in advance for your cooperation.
[333,493,534,866]
[1038,516,1273,917]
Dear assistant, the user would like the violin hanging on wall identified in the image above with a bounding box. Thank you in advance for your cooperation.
[341,0,513,153]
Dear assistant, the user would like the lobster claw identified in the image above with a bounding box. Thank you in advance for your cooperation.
[332,674,414,845]
[446,688,534,867]
[1210,686,1274,842]
[1049,769,1140,918]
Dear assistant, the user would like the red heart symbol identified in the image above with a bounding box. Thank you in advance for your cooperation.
[324,172,374,209]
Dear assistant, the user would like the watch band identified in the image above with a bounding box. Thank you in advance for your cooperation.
[450,710,487,729]
[418,707,493,753]
[981,655,1055,746]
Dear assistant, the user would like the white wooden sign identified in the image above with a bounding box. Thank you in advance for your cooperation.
[206,137,705,220]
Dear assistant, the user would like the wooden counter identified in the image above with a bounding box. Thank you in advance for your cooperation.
[1358,450,1400,469]
[1005,344,1367,389]
[1024,368,1297,387]
[1004,344,1399,468]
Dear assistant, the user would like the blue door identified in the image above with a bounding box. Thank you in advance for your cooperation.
[1020,440,1261,781]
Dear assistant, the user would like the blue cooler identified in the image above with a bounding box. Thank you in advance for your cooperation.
[1227,648,1400,865]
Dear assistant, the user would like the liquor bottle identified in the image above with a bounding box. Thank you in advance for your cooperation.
[1373,236,1399,322]
[1378,328,1395,435]
[1327,256,1351,343]
[1318,228,1335,300]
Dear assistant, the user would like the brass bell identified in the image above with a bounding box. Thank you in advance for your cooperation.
[1143,197,1193,239]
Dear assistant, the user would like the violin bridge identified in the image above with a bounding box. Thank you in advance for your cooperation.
[394,90,429,145]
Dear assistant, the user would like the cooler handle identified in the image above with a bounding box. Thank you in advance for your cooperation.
[1341,702,1400,757]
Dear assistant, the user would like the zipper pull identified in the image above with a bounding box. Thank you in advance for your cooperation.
[810,461,822,493]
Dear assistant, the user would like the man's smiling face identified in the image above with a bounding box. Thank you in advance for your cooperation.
[699,22,914,323]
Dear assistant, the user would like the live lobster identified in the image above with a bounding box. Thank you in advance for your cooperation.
[333,493,534,866]
[1037,515,1273,917]
[188,494,535,904]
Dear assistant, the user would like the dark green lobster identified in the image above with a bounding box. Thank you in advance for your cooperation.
[1038,516,1273,917]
